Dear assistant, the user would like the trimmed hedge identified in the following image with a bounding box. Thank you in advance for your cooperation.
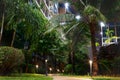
[0,46,24,75]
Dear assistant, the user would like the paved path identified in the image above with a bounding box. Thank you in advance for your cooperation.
[49,74,93,80]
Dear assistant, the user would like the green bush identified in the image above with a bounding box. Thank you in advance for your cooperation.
[64,64,72,73]
[0,46,24,75]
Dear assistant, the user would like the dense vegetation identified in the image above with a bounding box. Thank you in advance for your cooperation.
[0,0,120,76]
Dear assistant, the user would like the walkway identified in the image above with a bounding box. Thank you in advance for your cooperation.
[49,74,93,80]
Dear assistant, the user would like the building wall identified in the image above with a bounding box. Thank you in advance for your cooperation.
[101,23,120,46]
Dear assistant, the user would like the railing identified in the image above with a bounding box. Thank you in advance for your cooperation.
[102,37,120,46]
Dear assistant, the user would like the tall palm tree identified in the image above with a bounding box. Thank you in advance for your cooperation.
[83,5,106,75]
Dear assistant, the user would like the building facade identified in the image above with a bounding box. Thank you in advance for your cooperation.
[101,22,120,46]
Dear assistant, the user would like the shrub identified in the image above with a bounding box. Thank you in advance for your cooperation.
[0,46,24,75]
[64,64,72,73]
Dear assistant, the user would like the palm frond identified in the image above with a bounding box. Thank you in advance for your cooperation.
[83,5,106,22]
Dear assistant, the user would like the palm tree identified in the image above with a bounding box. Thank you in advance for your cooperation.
[83,5,106,75]
[70,0,106,75]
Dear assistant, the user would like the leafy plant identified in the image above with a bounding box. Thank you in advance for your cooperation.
[0,46,24,75]
[105,29,117,44]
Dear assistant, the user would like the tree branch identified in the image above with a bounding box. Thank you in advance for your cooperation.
[79,0,86,7]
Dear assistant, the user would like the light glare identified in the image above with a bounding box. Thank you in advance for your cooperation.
[36,65,39,68]
[100,22,105,27]
[100,32,103,35]
[75,15,81,20]
[89,60,93,64]
[65,2,69,9]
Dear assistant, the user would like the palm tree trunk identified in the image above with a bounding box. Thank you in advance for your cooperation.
[0,13,4,45]
[11,29,16,47]
[89,22,98,76]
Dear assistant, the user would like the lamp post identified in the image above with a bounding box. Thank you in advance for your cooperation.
[89,60,93,77]
[45,59,48,76]
[36,64,39,68]
[36,64,39,73]
[49,67,52,73]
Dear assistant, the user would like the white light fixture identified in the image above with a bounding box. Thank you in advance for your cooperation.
[89,60,93,64]
[49,67,52,71]
[100,22,105,27]
[45,59,48,63]
[36,65,39,68]
[57,69,60,72]
[89,60,93,77]
[100,32,103,35]
[75,15,81,20]
[65,2,69,9]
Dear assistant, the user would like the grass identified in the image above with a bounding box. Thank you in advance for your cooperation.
[92,76,120,80]
[80,76,120,80]
[61,73,120,80]
[0,73,53,80]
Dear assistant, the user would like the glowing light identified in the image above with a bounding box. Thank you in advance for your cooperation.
[65,2,69,9]
[45,59,48,62]
[49,67,52,71]
[36,65,39,68]
[89,60,93,64]
[75,15,81,20]
[57,69,60,72]
[100,22,105,27]
[89,60,93,77]
[100,32,103,35]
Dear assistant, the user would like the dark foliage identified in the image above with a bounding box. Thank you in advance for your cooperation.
[98,43,120,75]
[0,46,24,75]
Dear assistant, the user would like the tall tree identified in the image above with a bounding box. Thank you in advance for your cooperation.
[69,0,106,75]
[83,5,106,76]
[0,0,5,45]
[0,0,26,46]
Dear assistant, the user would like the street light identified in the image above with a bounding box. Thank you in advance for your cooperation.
[57,69,60,72]
[45,59,48,76]
[89,60,93,77]
[65,2,69,10]
[36,64,39,73]
[49,67,52,73]
[36,64,39,69]
[100,22,105,27]
[75,15,81,20]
